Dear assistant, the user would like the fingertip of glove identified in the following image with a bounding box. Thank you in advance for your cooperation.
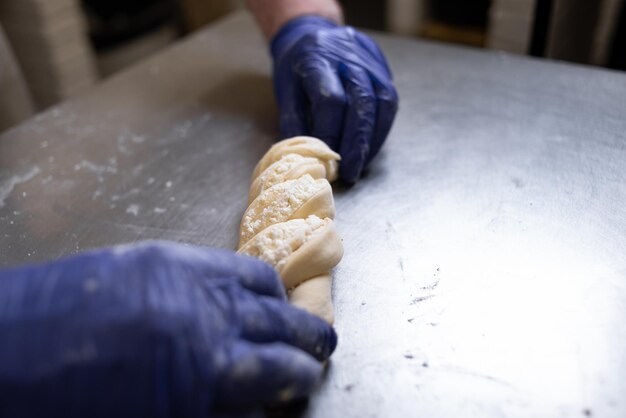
[256,266,287,301]
[235,253,286,300]
[261,265,287,300]
[339,159,364,183]
[339,170,359,184]
[312,321,338,362]
[327,327,338,357]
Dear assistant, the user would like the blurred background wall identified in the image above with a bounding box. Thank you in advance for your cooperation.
[0,0,624,131]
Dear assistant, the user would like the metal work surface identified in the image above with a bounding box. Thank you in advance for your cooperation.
[1,11,626,418]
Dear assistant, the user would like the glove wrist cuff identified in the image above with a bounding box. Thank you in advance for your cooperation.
[270,15,340,59]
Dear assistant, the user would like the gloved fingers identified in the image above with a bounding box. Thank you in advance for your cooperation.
[277,72,309,138]
[103,242,285,302]
[191,247,285,300]
[225,253,285,300]
[215,341,324,407]
[296,56,346,150]
[235,292,337,361]
[365,78,399,165]
[128,242,283,299]
[338,64,377,182]
[354,31,393,79]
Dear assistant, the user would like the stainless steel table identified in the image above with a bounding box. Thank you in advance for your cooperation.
[1,11,625,418]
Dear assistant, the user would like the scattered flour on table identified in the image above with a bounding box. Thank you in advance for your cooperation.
[0,166,41,208]
[126,204,140,216]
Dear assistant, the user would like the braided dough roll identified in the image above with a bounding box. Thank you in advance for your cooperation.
[238,137,343,323]
[239,175,335,248]
[251,136,340,181]
[248,154,327,204]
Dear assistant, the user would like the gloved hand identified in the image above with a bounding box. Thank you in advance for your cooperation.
[271,16,399,182]
[0,241,337,418]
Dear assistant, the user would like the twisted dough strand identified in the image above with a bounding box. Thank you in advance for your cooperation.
[238,137,343,323]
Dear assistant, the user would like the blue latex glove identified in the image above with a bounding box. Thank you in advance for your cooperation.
[0,241,337,418]
[271,16,399,182]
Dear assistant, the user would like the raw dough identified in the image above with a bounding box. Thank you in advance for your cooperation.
[239,174,335,248]
[248,153,327,204]
[289,275,334,324]
[251,136,340,182]
[238,136,342,323]
[239,215,343,289]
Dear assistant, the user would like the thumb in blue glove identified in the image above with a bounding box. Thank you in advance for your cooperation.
[0,241,337,418]
[271,16,399,182]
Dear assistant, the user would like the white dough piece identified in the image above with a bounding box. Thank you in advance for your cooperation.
[239,136,343,324]
[239,174,335,247]
[238,215,328,271]
[290,275,335,324]
[252,136,340,182]
[238,216,343,289]
[248,153,327,204]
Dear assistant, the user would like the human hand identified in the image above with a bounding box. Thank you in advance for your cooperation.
[271,16,399,182]
[0,241,337,417]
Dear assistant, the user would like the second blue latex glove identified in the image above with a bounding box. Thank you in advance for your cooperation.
[0,241,337,417]
[271,16,399,182]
